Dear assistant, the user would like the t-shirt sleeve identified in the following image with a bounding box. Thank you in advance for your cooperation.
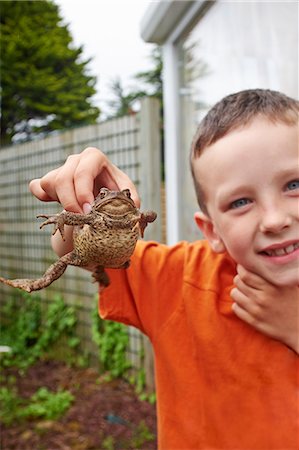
[99,240,186,340]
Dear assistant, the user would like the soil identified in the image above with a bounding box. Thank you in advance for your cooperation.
[1,360,157,450]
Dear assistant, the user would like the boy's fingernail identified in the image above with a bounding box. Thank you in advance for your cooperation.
[83,203,92,214]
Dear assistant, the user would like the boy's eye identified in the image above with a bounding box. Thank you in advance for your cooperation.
[286,180,299,191]
[230,198,251,209]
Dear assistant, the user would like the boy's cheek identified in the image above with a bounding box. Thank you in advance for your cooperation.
[218,239,248,266]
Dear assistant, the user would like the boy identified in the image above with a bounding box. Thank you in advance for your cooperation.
[30,89,298,449]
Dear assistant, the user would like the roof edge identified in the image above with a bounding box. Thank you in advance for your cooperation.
[140,1,195,44]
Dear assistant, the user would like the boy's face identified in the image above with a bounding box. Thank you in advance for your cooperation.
[193,118,299,287]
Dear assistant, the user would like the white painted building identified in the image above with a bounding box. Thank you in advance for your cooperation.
[141,0,298,244]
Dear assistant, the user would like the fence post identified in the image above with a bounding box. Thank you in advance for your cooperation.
[139,97,162,242]
[139,97,161,392]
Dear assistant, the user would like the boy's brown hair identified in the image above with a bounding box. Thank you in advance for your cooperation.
[190,89,299,214]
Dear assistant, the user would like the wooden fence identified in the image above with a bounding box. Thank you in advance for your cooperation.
[0,97,161,389]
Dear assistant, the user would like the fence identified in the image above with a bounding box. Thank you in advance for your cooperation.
[0,97,161,389]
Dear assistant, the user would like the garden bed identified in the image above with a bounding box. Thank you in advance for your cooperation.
[1,359,157,450]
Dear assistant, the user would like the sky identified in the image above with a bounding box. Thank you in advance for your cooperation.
[55,0,155,117]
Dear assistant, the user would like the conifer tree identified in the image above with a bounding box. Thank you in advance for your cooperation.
[106,46,163,118]
[0,0,100,144]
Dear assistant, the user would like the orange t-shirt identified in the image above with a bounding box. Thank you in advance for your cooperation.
[100,240,298,450]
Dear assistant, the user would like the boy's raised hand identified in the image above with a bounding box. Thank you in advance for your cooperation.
[231,265,298,354]
[29,147,140,212]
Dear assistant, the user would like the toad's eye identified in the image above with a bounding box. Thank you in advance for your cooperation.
[99,188,108,199]
[230,198,251,209]
[123,189,131,198]
[286,180,299,191]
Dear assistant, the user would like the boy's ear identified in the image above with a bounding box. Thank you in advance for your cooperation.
[194,211,226,253]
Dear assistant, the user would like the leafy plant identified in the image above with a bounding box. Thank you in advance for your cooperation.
[0,387,22,425]
[131,420,156,447]
[0,293,80,370]
[91,306,157,400]
[102,435,115,450]
[91,306,131,378]
[107,46,163,119]
[0,385,73,425]
[20,387,74,421]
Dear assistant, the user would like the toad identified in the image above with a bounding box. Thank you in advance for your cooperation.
[0,188,157,292]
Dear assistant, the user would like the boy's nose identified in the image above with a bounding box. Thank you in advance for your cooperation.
[259,207,292,234]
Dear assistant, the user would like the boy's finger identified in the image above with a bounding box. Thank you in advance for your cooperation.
[231,286,263,320]
[105,163,140,208]
[51,156,82,212]
[232,302,259,328]
[73,149,140,208]
[230,286,243,303]
[29,178,55,202]
[74,166,99,208]
[55,180,82,213]
[236,265,271,290]
[233,274,257,296]
[73,152,118,207]
[40,167,65,201]
[230,287,251,308]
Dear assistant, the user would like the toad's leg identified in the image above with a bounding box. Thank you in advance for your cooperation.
[92,260,131,290]
[137,211,157,237]
[38,211,97,240]
[92,266,110,287]
[0,252,82,293]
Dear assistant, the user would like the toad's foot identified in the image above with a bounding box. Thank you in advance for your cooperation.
[38,213,66,240]
[38,211,95,240]
[0,252,81,293]
[136,211,157,238]
[0,277,38,293]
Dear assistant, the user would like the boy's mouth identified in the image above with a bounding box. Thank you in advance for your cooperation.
[260,242,299,257]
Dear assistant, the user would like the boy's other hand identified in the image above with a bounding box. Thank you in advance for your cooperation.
[231,265,298,354]
[29,147,140,212]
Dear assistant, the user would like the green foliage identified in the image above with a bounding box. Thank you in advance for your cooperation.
[0,385,74,425]
[21,387,74,421]
[106,45,165,178]
[91,306,131,378]
[0,0,100,144]
[0,293,79,370]
[102,435,115,450]
[134,46,163,102]
[107,77,139,118]
[101,421,155,450]
[106,46,163,118]
[128,355,156,403]
[131,420,156,447]
[129,366,146,397]
[0,387,21,425]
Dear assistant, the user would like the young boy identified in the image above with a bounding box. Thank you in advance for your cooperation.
[30,89,298,449]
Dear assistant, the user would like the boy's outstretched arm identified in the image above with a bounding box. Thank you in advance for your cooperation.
[231,265,299,354]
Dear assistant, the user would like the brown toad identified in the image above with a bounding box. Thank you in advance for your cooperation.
[0,188,157,292]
